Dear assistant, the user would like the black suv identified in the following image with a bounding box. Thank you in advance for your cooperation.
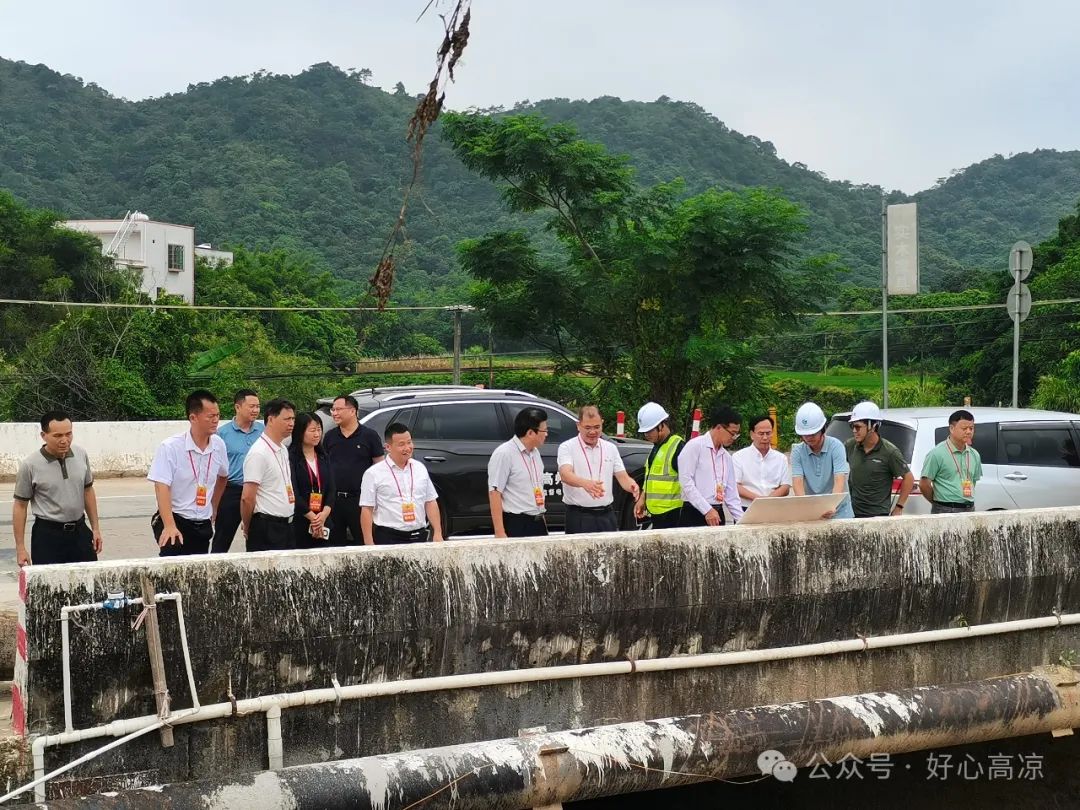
[316,386,652,536]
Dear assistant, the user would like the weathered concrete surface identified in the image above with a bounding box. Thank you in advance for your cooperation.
[0,421,186,480]
[15,507,1080,798]
[21,669,1080,809]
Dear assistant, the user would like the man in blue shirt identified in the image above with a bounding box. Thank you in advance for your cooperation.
[212,389,264,552]
[789,401,853,519]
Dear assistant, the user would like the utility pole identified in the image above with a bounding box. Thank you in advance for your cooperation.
[447,305,475,385]
[881,195,889,408]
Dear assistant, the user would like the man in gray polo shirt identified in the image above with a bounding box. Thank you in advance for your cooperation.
[13,410,103,566]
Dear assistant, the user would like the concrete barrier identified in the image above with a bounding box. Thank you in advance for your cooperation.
[0,422,188,480]
[14,508,1080,799]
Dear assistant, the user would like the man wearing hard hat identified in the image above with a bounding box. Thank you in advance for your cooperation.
[845,401,914,518]
[633,402,685,529]
[789,402,854,519]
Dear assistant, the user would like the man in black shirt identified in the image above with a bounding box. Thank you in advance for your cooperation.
[322,395,384,546]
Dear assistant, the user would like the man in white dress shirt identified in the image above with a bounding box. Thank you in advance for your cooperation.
[360,422,443,545]
[148,390,230,557]
[488,406,549,538]
[557,406,640,534]
[732,414,792,510]
[241,399,297,552]
[677,404,744,527]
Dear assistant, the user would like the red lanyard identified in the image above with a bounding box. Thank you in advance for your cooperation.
[306,457,321,493]
[949,441,971,480]
[260,436,289,484]
[710,446,726,488]
[386,459,415,502]
[577,437,603,478]
[520,449,541,488]
[187,450,212,486]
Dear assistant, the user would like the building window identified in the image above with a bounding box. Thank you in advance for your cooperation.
[167,244,185,271]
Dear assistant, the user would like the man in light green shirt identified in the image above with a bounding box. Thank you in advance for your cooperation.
[920,409,982,514]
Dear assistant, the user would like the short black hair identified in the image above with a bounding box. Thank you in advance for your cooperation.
[748,414,774,432]
[334,394,359,412]
[233,388,258,405]
[708,404,742,429]
[384,422,411,441]
[513,406,548,438]
[40,409,71,432]
[264,399,296,420]
[186,390,218,416]
[949,409,975,425]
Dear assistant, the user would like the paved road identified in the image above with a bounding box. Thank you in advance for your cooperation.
[0,478,251,608]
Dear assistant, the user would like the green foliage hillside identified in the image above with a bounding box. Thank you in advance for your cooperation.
[2,57,1079,297]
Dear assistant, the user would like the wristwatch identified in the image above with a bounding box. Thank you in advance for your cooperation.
[896,503,905,510]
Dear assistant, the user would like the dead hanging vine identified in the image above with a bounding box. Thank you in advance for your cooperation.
[370,0,472,309]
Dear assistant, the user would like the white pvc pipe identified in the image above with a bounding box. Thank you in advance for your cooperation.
[60,592,200,734]
[25,610,1080,803]
[266,705,283,771]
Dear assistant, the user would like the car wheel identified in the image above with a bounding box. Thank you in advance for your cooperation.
[618,494,639,531]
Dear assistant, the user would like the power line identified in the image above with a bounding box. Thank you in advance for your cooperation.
[0,298,472,313]
[811,297,1080,316]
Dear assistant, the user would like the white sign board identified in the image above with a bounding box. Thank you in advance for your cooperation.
[887,203,919,295]
[738,493,847,525]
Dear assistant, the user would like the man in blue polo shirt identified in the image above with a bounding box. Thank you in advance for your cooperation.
[790,401,854,519]
[213,389,264,552]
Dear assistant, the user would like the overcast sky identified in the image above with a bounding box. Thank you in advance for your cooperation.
[1,0,1076,192]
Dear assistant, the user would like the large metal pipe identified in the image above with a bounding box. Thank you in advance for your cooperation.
[28,668,1080,810]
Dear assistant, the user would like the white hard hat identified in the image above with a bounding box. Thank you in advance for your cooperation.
[794,402,827,436]
[637,402,670,433]
[850,401,882,423]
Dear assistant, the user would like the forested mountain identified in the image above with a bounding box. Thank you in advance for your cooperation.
[1,57,1078,297]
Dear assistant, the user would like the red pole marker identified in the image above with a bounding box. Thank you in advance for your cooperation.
[691,408,702,438]
[616,411,625,439]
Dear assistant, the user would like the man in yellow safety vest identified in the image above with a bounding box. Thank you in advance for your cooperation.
[634,402,685,530]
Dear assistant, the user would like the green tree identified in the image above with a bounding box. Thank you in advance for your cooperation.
[444,112,835,417]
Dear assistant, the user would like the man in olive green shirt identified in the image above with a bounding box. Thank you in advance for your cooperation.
[920,409,982,514]
[845,401,914,518]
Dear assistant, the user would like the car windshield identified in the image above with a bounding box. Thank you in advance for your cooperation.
[826,417,918,462]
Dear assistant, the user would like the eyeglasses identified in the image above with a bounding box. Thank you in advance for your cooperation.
[581,424,603,433]
[850,422,868,431]
[720,425,741,441]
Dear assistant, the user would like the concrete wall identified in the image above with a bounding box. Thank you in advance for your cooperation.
[0,422,187,479]
[17,508,1080,798]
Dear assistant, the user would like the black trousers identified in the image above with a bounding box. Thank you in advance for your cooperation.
[679,503,726,527]
[373,524,431,545]
[502,512,548,538]
[152,512,214,557]
[328,493,363,546]
[932,501,975,514]
[564,505,618,535]
[645,509,682,530]
[31,517,96,565]
[247,513,295,552]
[294,515,331,549]
[211,484,243,553]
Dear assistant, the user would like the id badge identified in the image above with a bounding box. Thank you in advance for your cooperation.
[309,492,323,512]
[195,484,207,508]
[533,487,545,507]
[962,479,973,499]
[715,483,724,502]
[402,502,416,523]
[286,484,296,505]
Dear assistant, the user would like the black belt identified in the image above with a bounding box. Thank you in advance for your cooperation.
[933,500,974,509]
[35,516,86,532]
[336,491,359,499]
[225,482,244,490]
[566,504,614,514]
[374,524,429,539]
[254,512,294,525]
[504,512,545,521]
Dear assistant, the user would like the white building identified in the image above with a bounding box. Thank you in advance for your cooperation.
[64,212,196,303]
[194,243,234,267]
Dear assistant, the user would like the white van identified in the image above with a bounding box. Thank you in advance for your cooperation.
[826,407,1080,515]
